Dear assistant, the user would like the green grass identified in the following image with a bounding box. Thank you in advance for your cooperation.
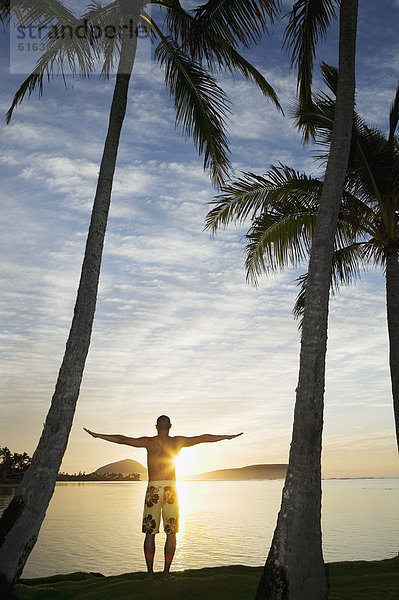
[326,557,399,600]
[14,557,399,600]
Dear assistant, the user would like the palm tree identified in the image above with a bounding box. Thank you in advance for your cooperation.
[207,1,359,597]
[0,0,282,585]
[207,63,399,453]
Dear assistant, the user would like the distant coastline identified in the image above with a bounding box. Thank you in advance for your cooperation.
[181,463,288,481]
[1,457,397,486]
[2,475,398,487]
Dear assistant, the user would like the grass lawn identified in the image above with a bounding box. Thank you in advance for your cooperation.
[14,557,399,600]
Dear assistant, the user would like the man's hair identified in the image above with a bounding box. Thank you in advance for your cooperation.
[156,415,171,430]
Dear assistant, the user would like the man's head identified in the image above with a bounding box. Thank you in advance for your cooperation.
[156,415,171,432]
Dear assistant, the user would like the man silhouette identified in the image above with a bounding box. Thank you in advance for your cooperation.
[84,416,242,581]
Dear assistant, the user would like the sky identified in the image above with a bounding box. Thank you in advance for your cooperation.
[1,0,399,479]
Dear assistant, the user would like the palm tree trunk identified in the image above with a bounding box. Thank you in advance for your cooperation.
[386,250,399,452]
[255,1,358,598]
[0,7,142,585]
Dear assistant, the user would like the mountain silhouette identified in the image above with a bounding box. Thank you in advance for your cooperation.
[94,459,147,479]
[181,464,287,480]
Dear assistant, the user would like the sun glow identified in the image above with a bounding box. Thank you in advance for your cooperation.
[175,447,205,478]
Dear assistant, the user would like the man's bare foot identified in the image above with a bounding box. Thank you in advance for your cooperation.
[162,573,175,582]
[145,573,155,581]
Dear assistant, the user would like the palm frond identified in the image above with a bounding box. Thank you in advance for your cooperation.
[206,165,327,284]
[283,0,337,118]
[245,209,317,284]
[298,64,393,204]
[331,242,366,287]
[293,241,366,325]
[153,26,231,187]
[192,35,283,112]
[194,0,279,49]
[339,190,376,238]
[0,0,9,23]
[292,66,336,147]
[292,272,307,323]
[264,163,323,204]
[351,125,392,216]
[161,0,283,114]
[389,81,399,145]
[361,241,387,268]
[5,0,131,121]
[98,29,120,78]
[293,62,338,142]
[217,45,283,112]
[6,19,95,122]
[159,0,195,46]
[84,0,119,21]
[81,1,153,78]
[205,172,277,232]
[10,0,82,30]
[293,90,335,144]
[320,61,338,95]
[86,1,124,77]
[205,164,322,232]
[159,1,282,113]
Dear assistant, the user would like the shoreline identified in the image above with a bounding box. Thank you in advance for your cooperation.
[14,557,399,600]
[2,475,399,487]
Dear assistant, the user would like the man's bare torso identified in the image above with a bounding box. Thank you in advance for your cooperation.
[146,435,182,481]
[84,427,242,482]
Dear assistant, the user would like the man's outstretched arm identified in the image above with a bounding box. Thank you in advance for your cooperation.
[83,428,150,447]
[177,432,243,448]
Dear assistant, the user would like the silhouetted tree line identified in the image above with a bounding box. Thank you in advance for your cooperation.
[0,447,31,482]
[57,472,141,481]
[0,447,140,482]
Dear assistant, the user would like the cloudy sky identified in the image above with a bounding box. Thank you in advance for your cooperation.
[1,1,398,479]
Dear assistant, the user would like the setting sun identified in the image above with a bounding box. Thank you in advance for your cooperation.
[175,447,205,478]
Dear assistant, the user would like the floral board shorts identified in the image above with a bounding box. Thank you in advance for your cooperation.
[142,481,179,535]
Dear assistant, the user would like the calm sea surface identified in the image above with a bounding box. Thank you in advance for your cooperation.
[1,479,398,578]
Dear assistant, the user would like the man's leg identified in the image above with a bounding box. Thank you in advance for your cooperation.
[142,484,162,580]
[144,533,155,580]
[163,533,176,581]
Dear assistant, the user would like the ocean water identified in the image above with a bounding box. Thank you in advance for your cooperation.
[1,478,398,578]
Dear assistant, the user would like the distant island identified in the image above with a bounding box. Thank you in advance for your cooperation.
[57,458,146,481]
[181,464,288,481]
[94,458,147,479]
